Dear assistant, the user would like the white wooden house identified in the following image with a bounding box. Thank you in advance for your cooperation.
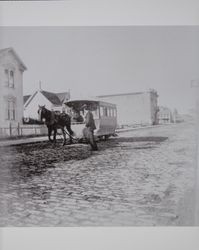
[0,47,27,128]
[24,89,70,120]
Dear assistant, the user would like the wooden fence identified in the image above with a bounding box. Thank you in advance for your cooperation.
[0,123,48,138]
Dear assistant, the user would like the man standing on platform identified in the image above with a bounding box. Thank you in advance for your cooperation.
[83,104,98,151]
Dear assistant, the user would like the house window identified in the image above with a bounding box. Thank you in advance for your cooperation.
[5,69,9,85]
[6,99,16,120]
[4,69,15,88]
[10,70,14,87]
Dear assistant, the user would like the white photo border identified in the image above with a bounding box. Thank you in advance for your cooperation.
[0,1,199,250]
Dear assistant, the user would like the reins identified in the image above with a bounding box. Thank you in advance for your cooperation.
[63,129,79,142]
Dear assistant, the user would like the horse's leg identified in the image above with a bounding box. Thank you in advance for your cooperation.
[66,124,73,144]
[48,126,53,142]
[62,128,66,146]
[53,128,57,144]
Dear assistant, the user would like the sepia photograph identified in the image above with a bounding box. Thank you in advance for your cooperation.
[0,26,199,227]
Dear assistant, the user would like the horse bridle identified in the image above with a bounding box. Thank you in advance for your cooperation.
[38,107,50,123]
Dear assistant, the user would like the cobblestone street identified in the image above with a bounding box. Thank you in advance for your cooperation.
[0,120,196,226]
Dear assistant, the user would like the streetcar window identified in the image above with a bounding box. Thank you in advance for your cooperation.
[107,108,110,117]
[113,109,116,117]
[103,107,108,116]
[110,108,113,117]
[108,108,111,117]
[112,109,114,117]
[112,109,115,117]
[100,106,103,116]
[100,106,115,117]
[111,108,114,117]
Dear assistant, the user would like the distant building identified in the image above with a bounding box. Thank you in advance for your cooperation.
[97,90,159,127]
[24,89,70,120]
[157,106,173,124]
[172,108,184,123]
[0,48,27,127]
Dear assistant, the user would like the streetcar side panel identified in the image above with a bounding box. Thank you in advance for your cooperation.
[95,104,117,136]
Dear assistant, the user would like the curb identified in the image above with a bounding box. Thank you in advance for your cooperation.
[116,123,174,133]
[0,123,175,147]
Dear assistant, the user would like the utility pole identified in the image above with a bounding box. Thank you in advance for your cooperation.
[191,79,199,225]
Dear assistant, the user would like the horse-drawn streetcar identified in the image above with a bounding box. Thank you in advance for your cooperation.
[38,99,117,149]
[65,99,117,140]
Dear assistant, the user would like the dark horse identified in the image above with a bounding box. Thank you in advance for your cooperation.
[38,105,74,145]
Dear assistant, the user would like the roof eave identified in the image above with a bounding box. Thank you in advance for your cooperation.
[24,91,38,108]
[0,47,27,71]
[11,48,27,71]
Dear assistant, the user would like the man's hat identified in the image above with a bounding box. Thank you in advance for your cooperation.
[82,104,88,109]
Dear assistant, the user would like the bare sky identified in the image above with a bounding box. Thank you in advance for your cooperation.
[0,26,198,113]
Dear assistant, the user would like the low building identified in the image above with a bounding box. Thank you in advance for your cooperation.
[24,89,70,120]
[172,108,184,123]
[157,106,173,124]
[0,47,27,128]
[97,89,159,127]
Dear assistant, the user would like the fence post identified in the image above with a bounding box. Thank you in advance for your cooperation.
[9,122,12,137]
[17,123,20,136]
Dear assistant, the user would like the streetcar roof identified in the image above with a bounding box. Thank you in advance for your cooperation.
[65,99,116,109]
